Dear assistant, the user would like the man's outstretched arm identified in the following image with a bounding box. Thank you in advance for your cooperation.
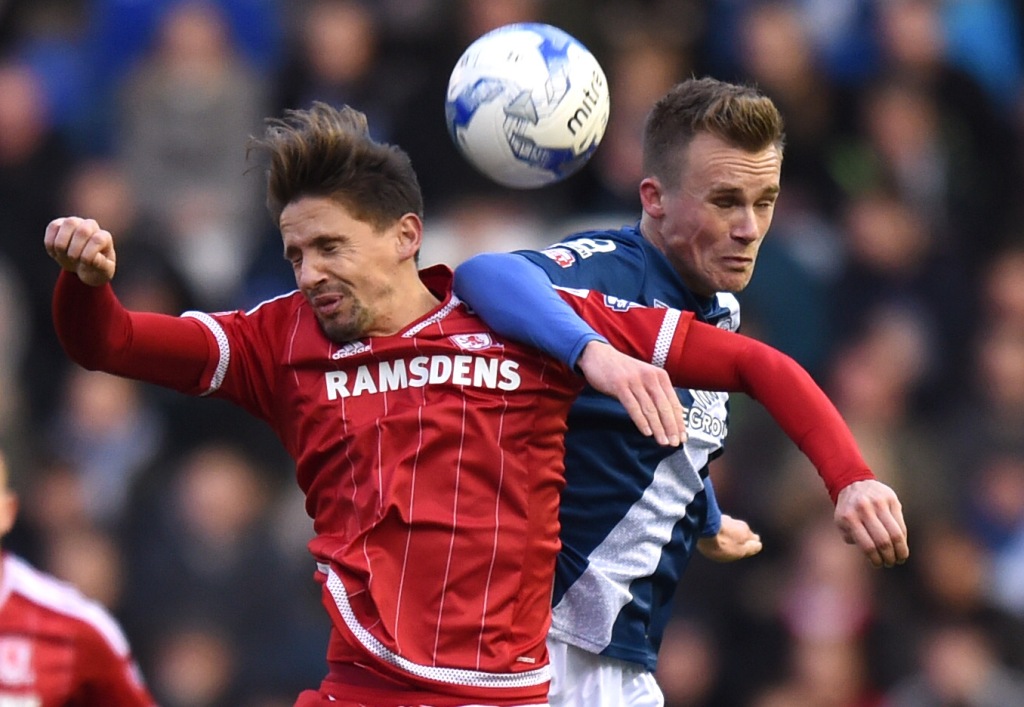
[456,251,686,447]
[46,216,212,391]
[662,323,908,568]
[572,318,908,569]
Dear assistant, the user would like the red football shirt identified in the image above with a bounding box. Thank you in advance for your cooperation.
[0,553,155,706]
[171,266,692,703]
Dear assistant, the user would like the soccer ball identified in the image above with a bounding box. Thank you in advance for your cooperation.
[445,23,610,189]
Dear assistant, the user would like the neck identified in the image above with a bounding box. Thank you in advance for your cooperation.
[638,217,666,255]
[372,280,441,337]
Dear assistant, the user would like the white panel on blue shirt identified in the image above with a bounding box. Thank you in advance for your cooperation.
[548,438,709,652]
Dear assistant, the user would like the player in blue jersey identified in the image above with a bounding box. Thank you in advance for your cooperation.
[454,76,909,706]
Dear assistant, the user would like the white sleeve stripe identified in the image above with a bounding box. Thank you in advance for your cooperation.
[652,309,680,368]
[181,311,230,396]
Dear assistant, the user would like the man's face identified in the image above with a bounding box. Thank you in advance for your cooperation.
[281,196,404,342]
[643,132,782,296]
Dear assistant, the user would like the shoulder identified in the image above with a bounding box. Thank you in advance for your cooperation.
[4,555,132,656]
[543,226,645,260]
[522,226,648,291]
[183,290,315,348]
[183,289,306,326]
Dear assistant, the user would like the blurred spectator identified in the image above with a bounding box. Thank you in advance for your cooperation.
[16,458,93,545]
[116,0,269,309]
[731,0,856,217]
[749,515,909,706]
[948,324,1024,466]
[701,0,877,86]
[844,79,977,255]
[882,619,1024,707]
[454,0,548,41]
[120,440,322,702]
[866,0,1019,256]
[0,256,29,464]
[896,519,1024,671]
[275,0,414,144]
[970,450,1024,618]
[776,515,876,645]
[967,450,1024,554]
[2,1,93,149]
[788,0,877,84]
[46,369,167,529]
[77,0,283,152]
[0,58,78,426]
[830,188,972,405]
[42,524,127,615]
[147,621,241,707]
[656,616,722,707]
[705,513,899,705]
[937,0,1023,110]
[980,246,1024,330]
[750,638,880,707]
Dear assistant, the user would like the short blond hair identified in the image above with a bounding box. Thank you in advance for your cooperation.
[643,77,785,188]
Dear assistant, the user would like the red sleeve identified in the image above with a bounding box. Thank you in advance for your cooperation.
[557,289,873,501]
[668,320,875,503]
[53,270,213,393]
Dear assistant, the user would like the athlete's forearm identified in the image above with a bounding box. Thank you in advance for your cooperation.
[53,271,211,390]
[671,321,874,503]
[454,252,606,368]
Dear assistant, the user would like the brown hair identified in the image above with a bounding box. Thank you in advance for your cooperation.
[248,102,424,229]
[642,77,786,188]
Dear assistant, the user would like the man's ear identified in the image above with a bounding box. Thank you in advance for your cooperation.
[395,213,424,261]
[0,492,18,539]
[639,177,665,218]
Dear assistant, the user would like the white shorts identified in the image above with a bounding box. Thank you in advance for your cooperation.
[547,637,663,707]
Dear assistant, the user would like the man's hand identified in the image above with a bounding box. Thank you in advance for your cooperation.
[697,514,763,562]
[44,217,117,286]
[834,479,909,568]
[575,341,686,447]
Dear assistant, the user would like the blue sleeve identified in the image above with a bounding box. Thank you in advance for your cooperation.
[701,477,723,537]
[454,252,608,368]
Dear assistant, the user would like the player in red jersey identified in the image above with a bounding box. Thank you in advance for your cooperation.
[44,103,903,707]
[0,449,156,707]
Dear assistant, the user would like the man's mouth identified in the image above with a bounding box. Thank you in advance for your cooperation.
[311,293,344,316]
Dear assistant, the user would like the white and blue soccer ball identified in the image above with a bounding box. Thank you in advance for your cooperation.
[445,23,610,189]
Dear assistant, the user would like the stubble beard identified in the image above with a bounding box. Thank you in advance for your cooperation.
[317,299,372,343]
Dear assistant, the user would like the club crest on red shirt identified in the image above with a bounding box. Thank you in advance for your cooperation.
[450,333,495,351]
[0,638,34,686]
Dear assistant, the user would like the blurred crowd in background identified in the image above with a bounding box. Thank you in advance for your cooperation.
[1,0,1024,705]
